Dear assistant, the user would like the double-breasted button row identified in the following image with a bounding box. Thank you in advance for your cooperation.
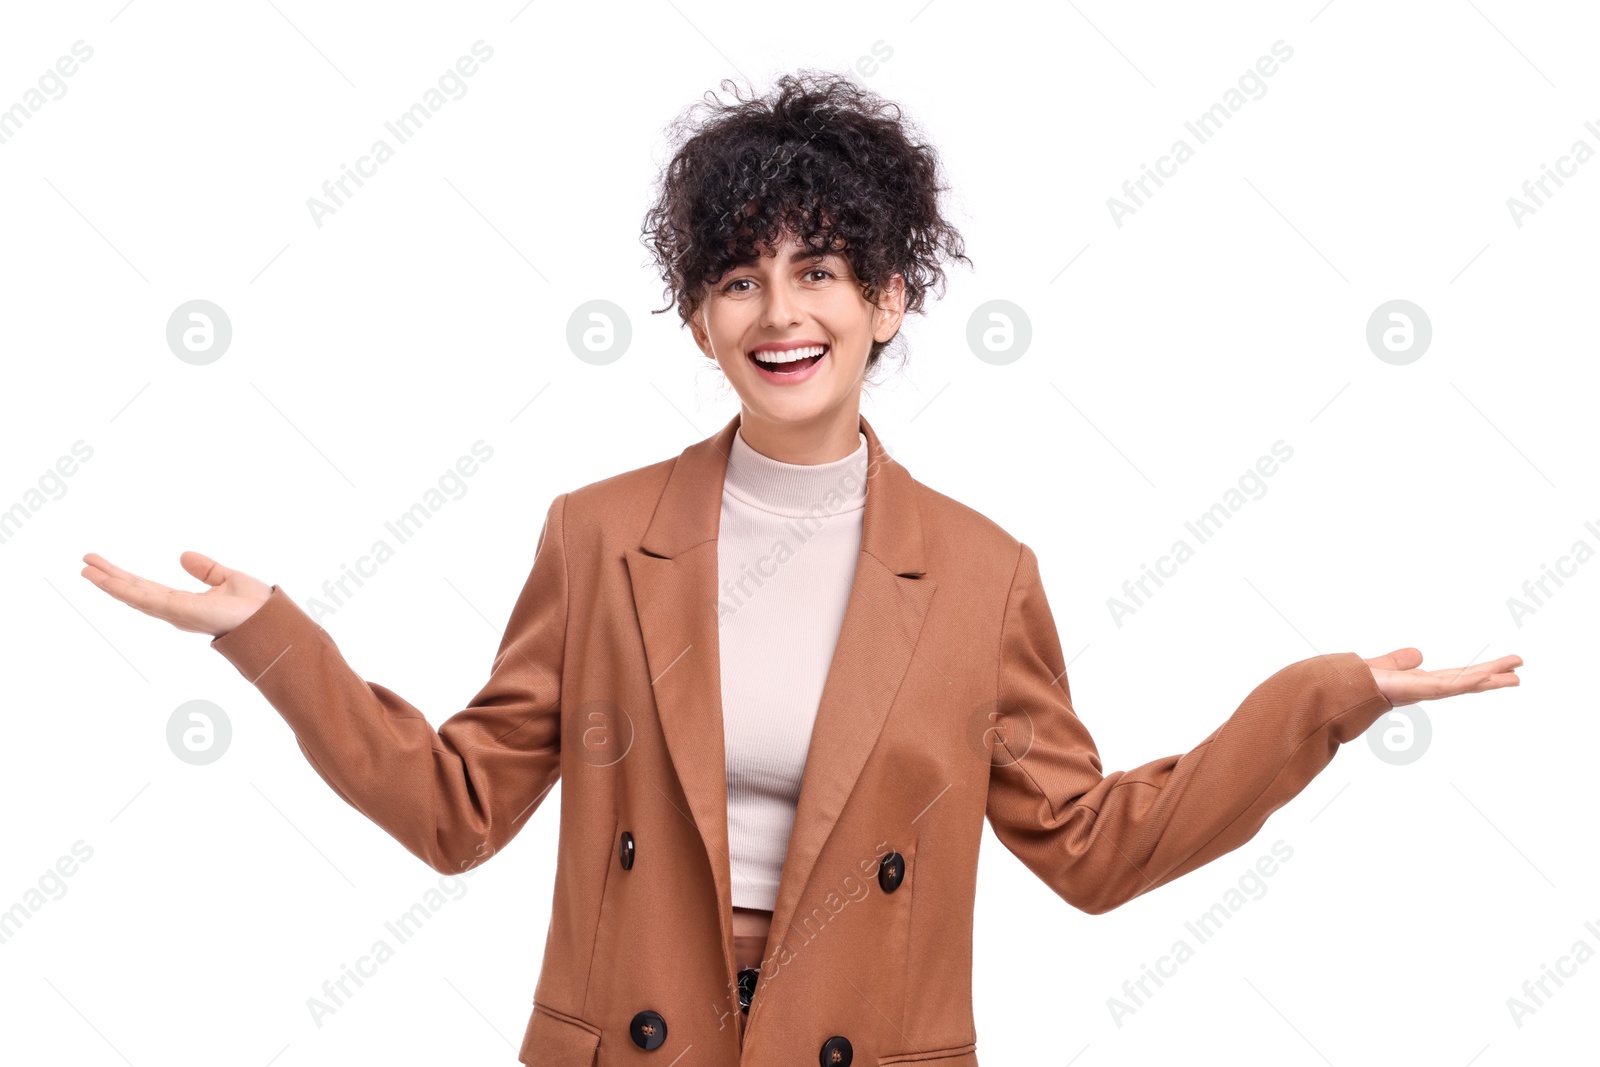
[618,829,908,891]
[815,848,896,1067]
[617,829,892,1063]
[631,1010,850,1065]
[621,831,660,1050]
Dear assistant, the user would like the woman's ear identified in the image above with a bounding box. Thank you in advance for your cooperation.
[872,274,907,343]
[688,301,717,360]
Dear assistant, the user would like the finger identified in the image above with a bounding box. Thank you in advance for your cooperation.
[1365,647,1423,672]
[81,552,156,589]
[179,551,233,588]
[1436,666,1521,696]
[83,566,187,619]
[1443,655,1523,686]
[1472,669,1521,692]
[81,560,179,606]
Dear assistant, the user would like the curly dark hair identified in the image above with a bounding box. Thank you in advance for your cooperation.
[641,70,971,378]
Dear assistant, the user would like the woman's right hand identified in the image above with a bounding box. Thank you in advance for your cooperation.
[80,551,273,639]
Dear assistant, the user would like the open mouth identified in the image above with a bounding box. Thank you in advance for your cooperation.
[748,343,828,374]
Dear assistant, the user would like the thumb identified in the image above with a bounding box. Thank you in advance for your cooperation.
[1365,647,1423,673]
[179,550,233,588]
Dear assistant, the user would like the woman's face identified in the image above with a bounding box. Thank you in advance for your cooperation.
[690,228,904,438]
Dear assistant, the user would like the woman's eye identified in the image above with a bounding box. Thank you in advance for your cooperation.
[805,268,833,282]
[723,278,752,293]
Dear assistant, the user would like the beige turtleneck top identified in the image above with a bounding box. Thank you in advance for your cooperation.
[717,425,870,912]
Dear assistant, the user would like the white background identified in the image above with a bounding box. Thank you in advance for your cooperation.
[1,1,1594,1064]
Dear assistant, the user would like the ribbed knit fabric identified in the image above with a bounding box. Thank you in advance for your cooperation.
[717,425,869,911]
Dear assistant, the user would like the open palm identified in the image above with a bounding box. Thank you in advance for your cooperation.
[1364,647,1522,708]
[80,551,271,638]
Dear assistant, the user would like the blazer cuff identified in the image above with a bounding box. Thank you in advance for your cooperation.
[210,584,317,686]
[1313,650,1395,742]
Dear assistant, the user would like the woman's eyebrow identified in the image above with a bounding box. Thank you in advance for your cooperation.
[717,247,835,274]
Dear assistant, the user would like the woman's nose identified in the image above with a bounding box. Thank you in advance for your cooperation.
[760,284,802,329]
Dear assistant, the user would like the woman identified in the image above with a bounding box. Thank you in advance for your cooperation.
[82,73,1520,1066]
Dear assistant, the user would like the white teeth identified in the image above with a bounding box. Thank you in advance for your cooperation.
[751,344,827,364]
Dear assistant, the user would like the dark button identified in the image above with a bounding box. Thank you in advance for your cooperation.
[737,966,759,1013]
[820,1035,853,1066]
[630,1009,667,1049]
[619,831,634,870]
[878,850,905,893]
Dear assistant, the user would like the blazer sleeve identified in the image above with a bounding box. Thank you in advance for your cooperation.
[985,541,1393,915]
[209,491,571,875]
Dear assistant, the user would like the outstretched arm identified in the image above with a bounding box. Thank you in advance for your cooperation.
[987,541,1393,915]
[208,492,571,875]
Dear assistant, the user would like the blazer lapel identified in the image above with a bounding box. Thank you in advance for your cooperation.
[624,410,937,1019]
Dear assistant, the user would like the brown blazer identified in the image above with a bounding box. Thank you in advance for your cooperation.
[211,411,1393,1067]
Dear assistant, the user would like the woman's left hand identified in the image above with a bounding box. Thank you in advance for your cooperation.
[1364,647,1522,707]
